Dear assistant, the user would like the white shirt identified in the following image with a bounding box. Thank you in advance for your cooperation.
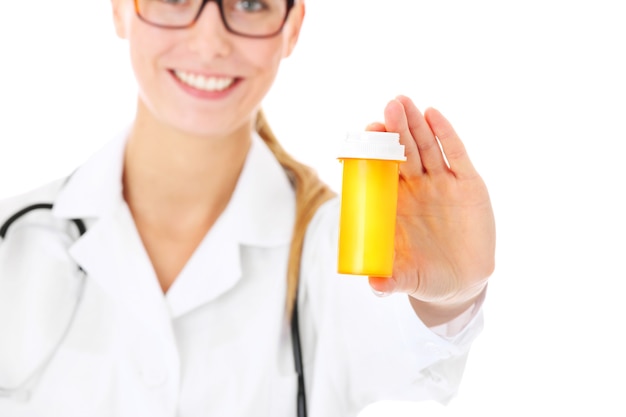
[0,131,484,417]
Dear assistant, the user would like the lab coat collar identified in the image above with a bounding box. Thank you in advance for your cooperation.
[52,129,296,247]
[52,129,127,219]
[51,128,296,323]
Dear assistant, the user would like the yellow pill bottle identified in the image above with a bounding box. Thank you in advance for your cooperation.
[337,132,406,277]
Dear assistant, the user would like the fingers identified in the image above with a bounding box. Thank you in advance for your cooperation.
[382,99,423,177]
[365,122,387,132]
[424,107,477,179]
[395,96,449,175]
[370,96,475,179]
[368,275,417,297]
[368,276,398,295]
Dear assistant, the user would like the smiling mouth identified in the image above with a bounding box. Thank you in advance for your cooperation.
[172,70,237,92]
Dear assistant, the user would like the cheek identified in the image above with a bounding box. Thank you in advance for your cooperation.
[244,50,283,117]
[245,41,285,87]
[127,26,174,93]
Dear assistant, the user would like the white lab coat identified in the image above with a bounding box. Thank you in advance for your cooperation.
[0,131,484,417]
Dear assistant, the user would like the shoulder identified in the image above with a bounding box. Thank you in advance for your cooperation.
[0,178,67,226]
[300,196,341,286]
[303,196,340,250]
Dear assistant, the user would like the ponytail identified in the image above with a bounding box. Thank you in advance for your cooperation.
[255,110,336,318]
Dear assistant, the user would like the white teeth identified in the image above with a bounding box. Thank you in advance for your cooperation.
[174,70,235,92]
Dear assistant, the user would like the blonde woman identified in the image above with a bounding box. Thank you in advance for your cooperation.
[0,0,495,415]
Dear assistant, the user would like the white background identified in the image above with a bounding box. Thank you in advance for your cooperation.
[1,0,625,415]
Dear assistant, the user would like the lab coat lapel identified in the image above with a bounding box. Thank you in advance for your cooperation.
[50,129,295,327]
[228,133,296,248]
[165,134,296,318]
[68,202,173,338]
[165,205,242,318]
[51,129,173,337]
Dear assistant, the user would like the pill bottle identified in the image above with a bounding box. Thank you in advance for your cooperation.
[337,131,406,277]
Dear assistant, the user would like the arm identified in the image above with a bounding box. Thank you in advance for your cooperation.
[366,96,496,328]
[299,98,494,413]
[299,198,488,415]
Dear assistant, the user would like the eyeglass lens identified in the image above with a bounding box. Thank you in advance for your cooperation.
[136,0,291,37]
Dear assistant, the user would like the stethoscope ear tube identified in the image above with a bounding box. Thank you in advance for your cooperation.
[0,203,87,239]
[1,204,53,238]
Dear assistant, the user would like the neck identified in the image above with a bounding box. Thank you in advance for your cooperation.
[123,101,253,237]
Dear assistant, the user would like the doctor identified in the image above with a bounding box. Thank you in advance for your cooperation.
[0,0,496,416]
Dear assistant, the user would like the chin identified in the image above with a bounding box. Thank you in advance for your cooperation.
[169,114,253,142]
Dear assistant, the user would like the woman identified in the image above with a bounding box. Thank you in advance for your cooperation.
[0,0,495,415]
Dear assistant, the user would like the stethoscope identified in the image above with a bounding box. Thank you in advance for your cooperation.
[0,203,307,416]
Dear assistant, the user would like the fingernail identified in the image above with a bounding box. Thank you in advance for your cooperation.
[372,288,391,298]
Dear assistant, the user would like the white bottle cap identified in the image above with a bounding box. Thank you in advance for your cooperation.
[338,131,407,161]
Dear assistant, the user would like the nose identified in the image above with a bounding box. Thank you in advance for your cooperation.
[187,2,232,59]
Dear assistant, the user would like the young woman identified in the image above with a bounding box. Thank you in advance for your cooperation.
[0,0,495,415]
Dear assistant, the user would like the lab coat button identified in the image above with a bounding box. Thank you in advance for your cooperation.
[141,366,168,387]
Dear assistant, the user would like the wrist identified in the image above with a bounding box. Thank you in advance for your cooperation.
[409,283,487,328]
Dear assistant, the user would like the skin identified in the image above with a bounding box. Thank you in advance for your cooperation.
[110,0,495,327]
[110,0,304,290]
[367,100,495,326]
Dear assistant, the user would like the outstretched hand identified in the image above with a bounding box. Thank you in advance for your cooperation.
[367,96,495,326]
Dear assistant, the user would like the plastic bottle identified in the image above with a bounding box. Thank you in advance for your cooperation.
[337,131,406,277]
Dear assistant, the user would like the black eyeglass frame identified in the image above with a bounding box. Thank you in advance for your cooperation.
[134,0,296,39]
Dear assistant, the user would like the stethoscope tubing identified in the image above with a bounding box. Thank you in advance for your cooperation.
[0,203,87,400]
[0,203,307,416]
[0,203,86,239]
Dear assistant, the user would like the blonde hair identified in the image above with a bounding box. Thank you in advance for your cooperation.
[255,110,336,318]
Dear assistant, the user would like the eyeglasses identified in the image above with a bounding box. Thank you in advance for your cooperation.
[134,0,295,38]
